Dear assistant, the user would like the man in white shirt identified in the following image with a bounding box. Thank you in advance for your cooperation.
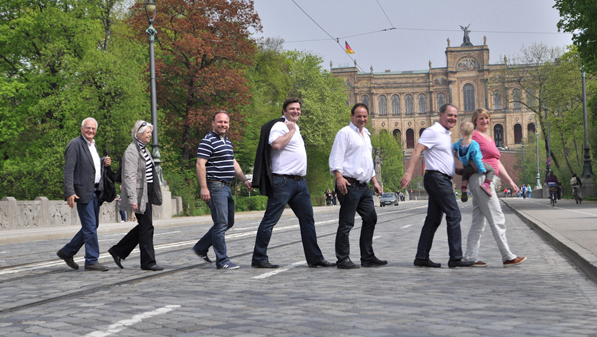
[251,98,335,269]
[329,103,385,269]
[400,104,473,268]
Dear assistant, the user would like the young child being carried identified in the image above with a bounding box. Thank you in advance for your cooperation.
[453,121,495,202]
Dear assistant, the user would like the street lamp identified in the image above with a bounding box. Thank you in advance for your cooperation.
[581,68,594,179]
[535,120,541,189]
[522,143,525,186]
[544,107,552,177]
[144,0,165,186]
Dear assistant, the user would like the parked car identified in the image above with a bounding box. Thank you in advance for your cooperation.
[380,192,398,207]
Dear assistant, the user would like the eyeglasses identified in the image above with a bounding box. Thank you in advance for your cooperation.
[137,121,147,134]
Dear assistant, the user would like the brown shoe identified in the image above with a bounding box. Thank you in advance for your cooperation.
[56,249,79,270]
[472,261,488,267]
[503,257,527,267]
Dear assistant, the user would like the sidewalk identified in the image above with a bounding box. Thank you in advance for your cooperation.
[501,197,597,283]
[0,206,340,245]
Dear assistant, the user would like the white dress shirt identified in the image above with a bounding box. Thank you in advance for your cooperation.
[329,122,375,184]
[417,122,455,177]
[86,139,101,184]
[269,117,307,176]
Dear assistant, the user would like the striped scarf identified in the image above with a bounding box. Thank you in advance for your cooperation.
[137,140,154,184]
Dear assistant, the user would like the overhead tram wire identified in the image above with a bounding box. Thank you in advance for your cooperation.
[376,0,395,29]
[291,0,372,73]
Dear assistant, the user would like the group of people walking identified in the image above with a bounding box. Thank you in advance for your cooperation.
[56,100,526,272]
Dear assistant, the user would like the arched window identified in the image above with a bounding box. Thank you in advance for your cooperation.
[378,95,387,115]
[526,90,536,110]
[419,128,426,137]
[514,124,522,144]
[391,95,400,115]
[406,129,415,148]
[493,90,502,110]
[405,94,414,114]
[528,123,536,134]
[494,124,504,148]
[463,84,475,111]
[437,93,445,110]
[512,89,522,109]
[361,95,369,108]
[393,129,401,142]
[418,94,427,113]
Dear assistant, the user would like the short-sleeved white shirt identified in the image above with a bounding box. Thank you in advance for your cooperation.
[268,117,307,176]
[329,122,375,184]
[417,122,455,177]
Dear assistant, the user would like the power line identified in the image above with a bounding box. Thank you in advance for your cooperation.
[376,0,395,28]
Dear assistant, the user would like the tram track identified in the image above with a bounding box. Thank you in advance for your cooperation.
[0,206,429,315]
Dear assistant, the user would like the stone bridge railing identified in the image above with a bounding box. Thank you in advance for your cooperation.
[0,190,183,230]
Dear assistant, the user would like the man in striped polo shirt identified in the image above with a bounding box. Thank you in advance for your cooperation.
[192,110,252,270]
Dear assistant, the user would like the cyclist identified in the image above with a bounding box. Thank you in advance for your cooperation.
[570,173,582,203]
[545,171,559,204]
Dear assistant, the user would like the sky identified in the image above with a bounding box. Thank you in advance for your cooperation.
[252,0,573,72]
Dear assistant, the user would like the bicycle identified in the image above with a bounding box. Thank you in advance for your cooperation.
[547,182,557,207]
[573,186,582,204]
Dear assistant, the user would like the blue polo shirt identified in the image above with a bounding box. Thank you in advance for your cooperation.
[197,131,235,182]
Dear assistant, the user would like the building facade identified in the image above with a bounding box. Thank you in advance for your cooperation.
[331,39,538,185]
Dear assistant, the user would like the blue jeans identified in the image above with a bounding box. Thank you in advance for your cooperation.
[335,182,377,262]
[62,191,100,265]
[416,172,463,261]
[252,176,323,265]
[194,182,234,267]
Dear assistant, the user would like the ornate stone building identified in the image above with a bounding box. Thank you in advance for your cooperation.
[331,38,537,184]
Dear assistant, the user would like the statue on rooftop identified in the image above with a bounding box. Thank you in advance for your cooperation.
[460,24,473,46]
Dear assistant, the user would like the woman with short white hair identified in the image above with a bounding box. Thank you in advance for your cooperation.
[108,120,163,271]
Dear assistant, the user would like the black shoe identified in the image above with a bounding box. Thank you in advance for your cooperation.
[85,263,109,271]
[336,259,360,269]
[57,249,79,270]
[192,248,212,264]
[448,259,475,268]
[461,193,468,202]
[361,256,388,267]
[251,261,279,269]
[108,248,123,269]
[142,264,164,271]
[308,259,336,268]
[413,258,441,268]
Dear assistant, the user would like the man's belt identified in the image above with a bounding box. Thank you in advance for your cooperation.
[343,176,367,186]
[273,174,303,181]
[208,180,232,186]
[425,170,453,180]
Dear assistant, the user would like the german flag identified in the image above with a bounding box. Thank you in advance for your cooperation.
[345,41,354,54]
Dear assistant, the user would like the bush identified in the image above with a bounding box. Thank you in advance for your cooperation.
[234,195,268,212]
[311,195,325,206]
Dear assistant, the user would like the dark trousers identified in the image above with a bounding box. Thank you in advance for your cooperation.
[110,187,156,269]
[416,172,463,261]
[252,176,323,265]
[335,183,377,262]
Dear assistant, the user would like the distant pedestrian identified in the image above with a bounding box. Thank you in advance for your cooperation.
[108,120,163,271]
[521,185,526,199]
[191,111,252,270]
[329,103,386,269]
[332,189,337,206]
[400,103,473,269]
[57,117,111,272]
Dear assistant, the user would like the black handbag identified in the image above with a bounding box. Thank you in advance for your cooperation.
[100,165,117,205]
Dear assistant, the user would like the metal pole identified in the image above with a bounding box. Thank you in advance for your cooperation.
[522,143,525,186]
[545,108,551,176]
[535,121,541,189]
[147,22,165,186]
[581,69,594,178]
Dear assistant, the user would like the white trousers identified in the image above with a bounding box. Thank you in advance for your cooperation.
[464,174,517,262]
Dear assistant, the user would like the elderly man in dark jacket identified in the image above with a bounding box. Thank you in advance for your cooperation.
[57,117,111,271]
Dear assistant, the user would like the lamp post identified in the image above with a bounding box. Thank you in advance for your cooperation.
[544,107,551,177]
[522,143,525,186]
[535,121,541,189]
[144,0,165,186]
[581,68,594,178]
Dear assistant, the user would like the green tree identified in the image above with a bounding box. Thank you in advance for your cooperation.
[371,130,404,192]
[555,0,597,74]
[0,0,147,199]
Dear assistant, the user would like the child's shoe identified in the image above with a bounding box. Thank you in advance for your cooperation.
[481,181,492,196]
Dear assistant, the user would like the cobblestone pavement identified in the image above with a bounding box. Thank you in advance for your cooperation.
[1,200,597,336]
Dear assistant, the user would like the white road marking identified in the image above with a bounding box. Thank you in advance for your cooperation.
[84,305,180,337]
[373,236,381,240]
[401,225,412,228]
[252,261,307,279]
